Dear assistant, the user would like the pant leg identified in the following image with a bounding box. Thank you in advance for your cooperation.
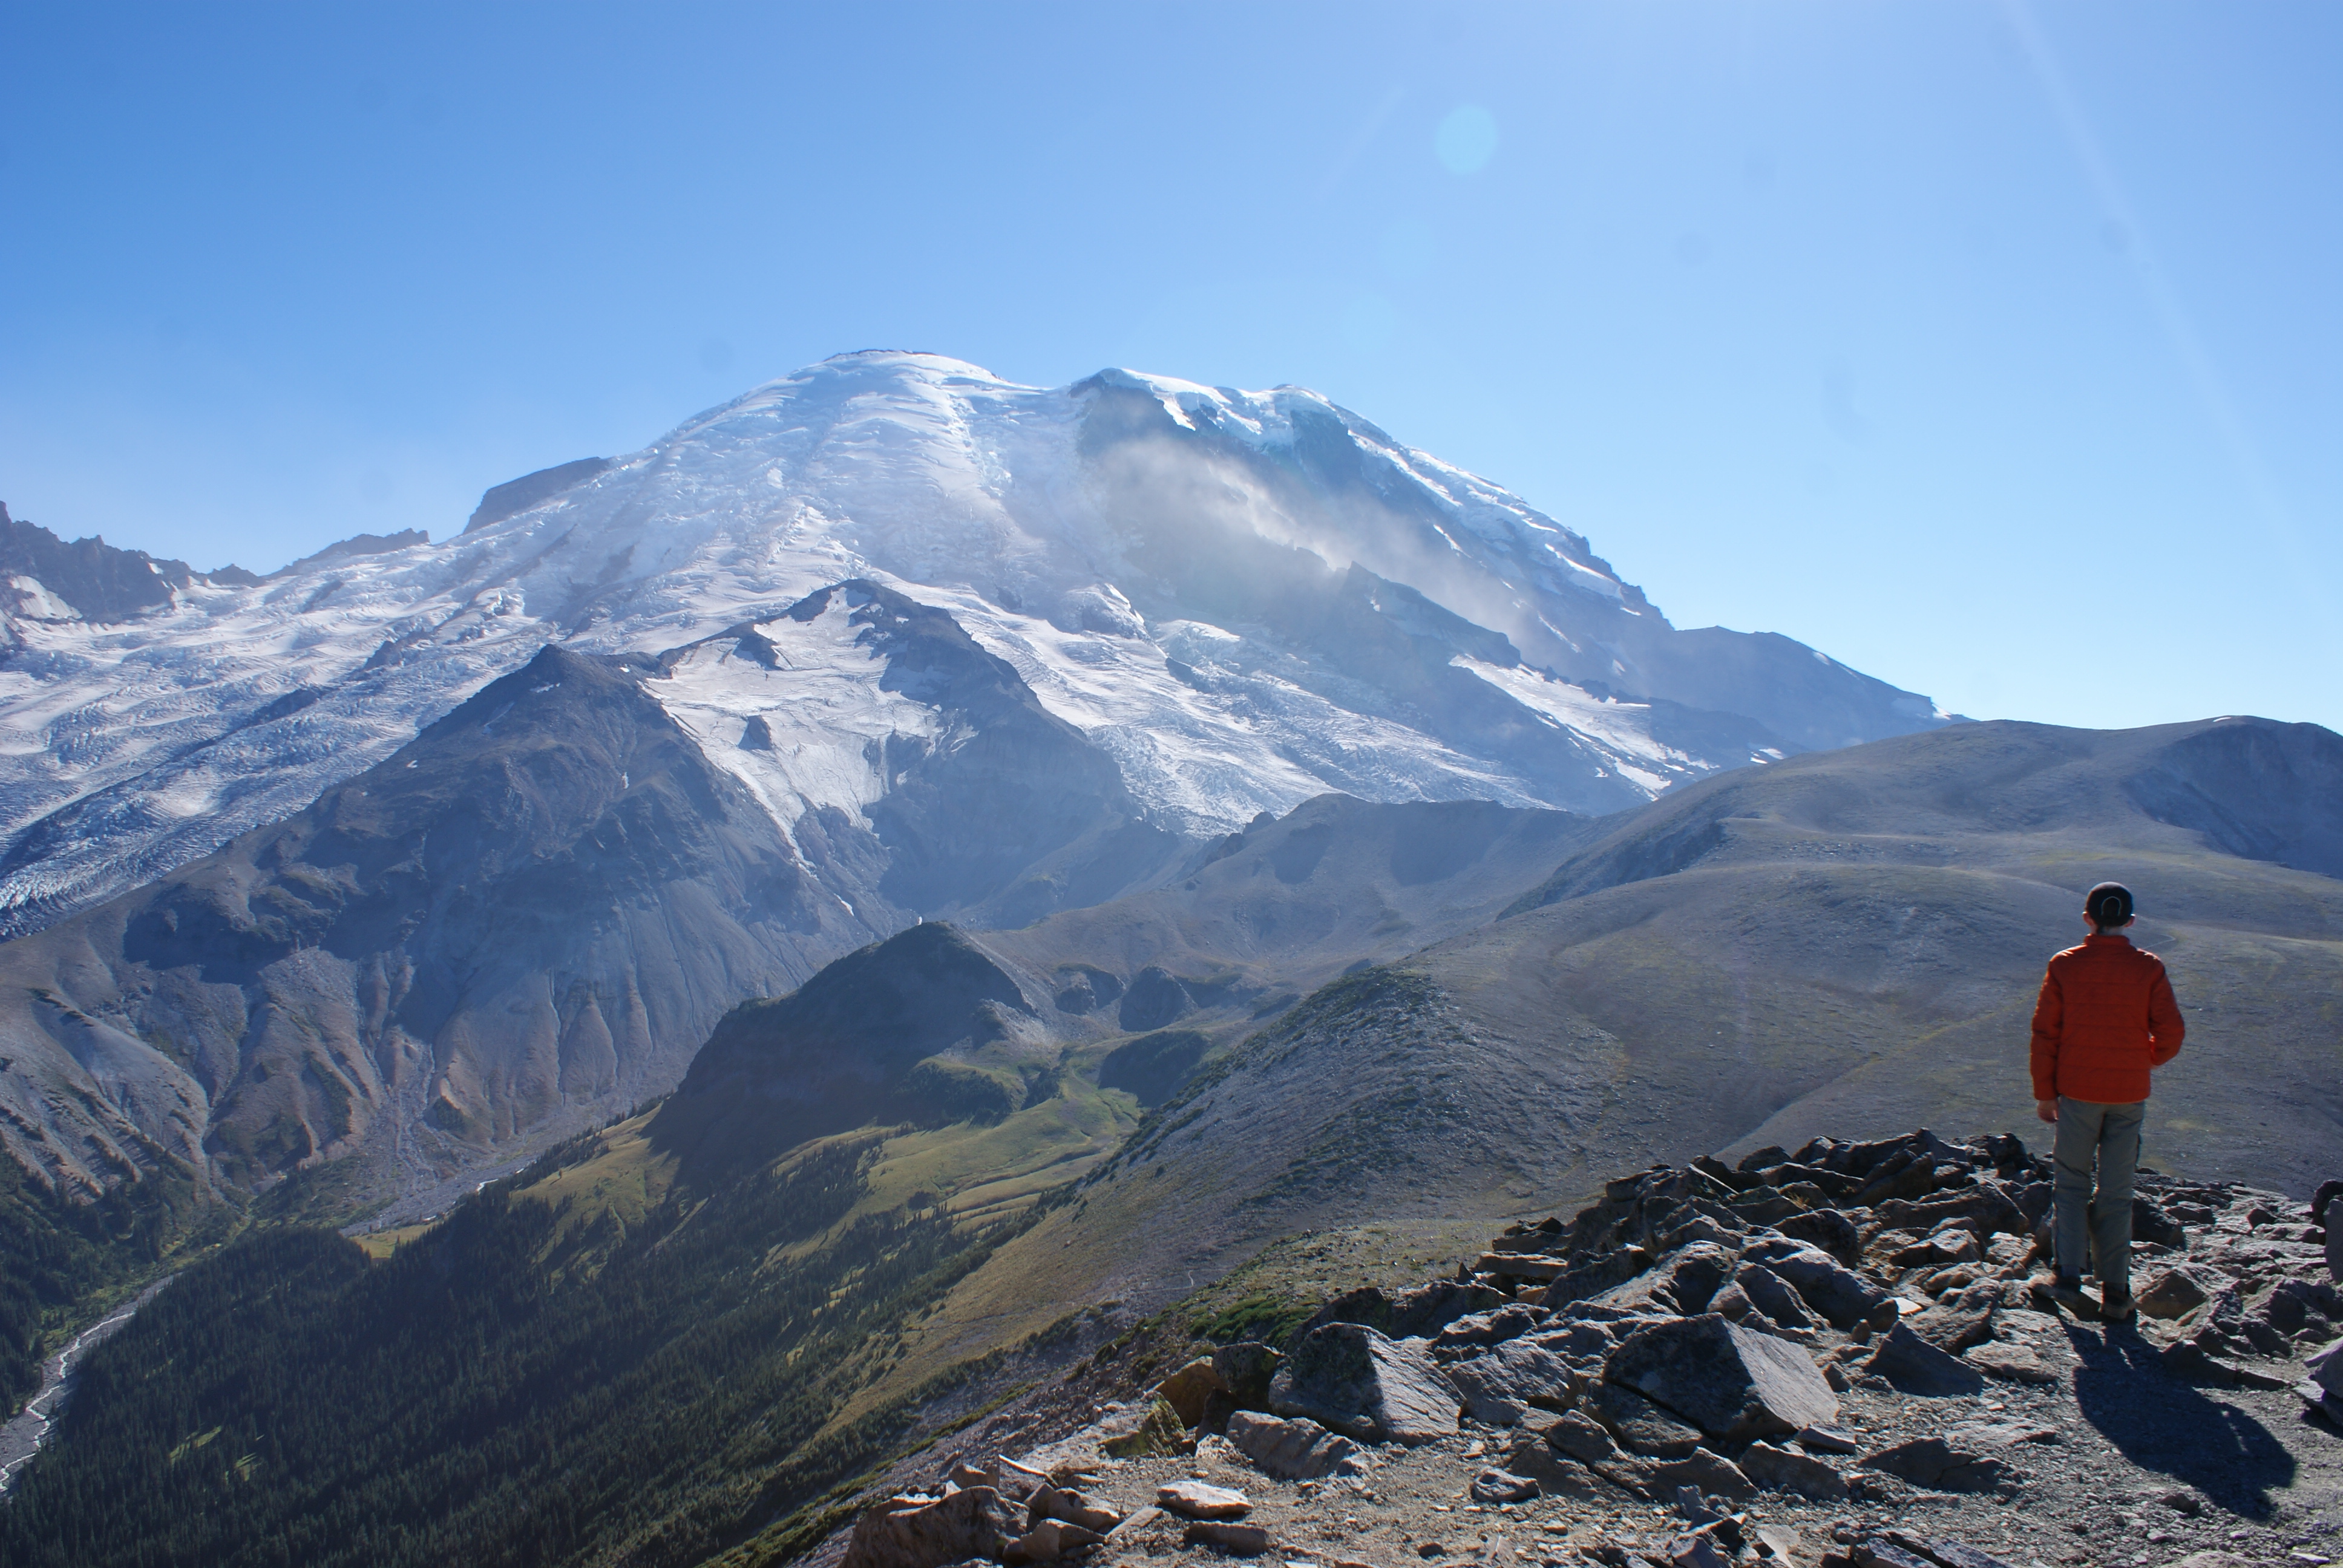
[2088,1101,2146,1297]
[2053,1097,2106,1281]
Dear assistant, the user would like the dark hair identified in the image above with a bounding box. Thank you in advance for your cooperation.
[2086,882,2134,930]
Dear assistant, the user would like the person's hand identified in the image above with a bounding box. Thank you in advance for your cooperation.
[2035,1099,2058,1124]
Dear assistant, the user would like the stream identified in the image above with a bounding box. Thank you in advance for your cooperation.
[0,1275,175,1498]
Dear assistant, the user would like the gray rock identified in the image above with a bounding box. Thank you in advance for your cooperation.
[1741,1238,1892,1328]
[1585,1380,1705,1458]
[1297,1282,1507,1345]
[1497,1430,1608,1501]
[1432,1304,1546,1351]
[1907,1283,1998,1354]
[1795,1423,1860,1454]
[1861,1422,2053,1492]
[1705,1281,1758,1323]
[1639,1446,1755,1503]
[1222,1411,1359,1480]
[1662,1243,1738,1315]
[2308,1336,2343,1398]
[1443,1336,1582,1425]
[1009,1518,1106,1562]
[1267,1323,1460,1444]
[1963,1341,2057,1385]
[1025,1486,1122,1532]
[1470,1469,1539,1504]
[842,1487,1022,1568]
[1732,1262,1818,1331]
[1602,1314,1840,1442]
[1182,1521,1271,1555]
[1541,1247,1658,1308]
[1737,1439,1848,1500]
[1211,1342,1283,1408]
[1156,1480,1250,1519]
[1863,1322,1986,1396]
[1541,1409,1618,1464]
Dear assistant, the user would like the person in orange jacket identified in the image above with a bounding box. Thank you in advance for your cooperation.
[2027,882,2186,1323]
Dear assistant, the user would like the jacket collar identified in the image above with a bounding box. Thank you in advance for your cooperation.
[2083,933,2134,948]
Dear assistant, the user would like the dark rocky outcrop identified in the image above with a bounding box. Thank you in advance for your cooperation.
[464,457,612,533]
[0,501,198,621]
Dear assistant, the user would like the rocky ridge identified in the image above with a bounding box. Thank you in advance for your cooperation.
[827,1130,2342,1568]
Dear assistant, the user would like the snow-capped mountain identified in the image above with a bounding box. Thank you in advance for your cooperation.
[0,352,1955,1198]
[0,352,1944,941]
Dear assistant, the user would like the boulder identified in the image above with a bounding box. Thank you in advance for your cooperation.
[1663,1532,1732,1568]
[1907,1284,1998,1354]
[1775,1207,1863,1264]
[1008,1518,1106,1562]
[1026,1486,1122,1532]
[1863,1322,1986,1396]
[2308,1336,2343,1398]
[1183,1521,1272,1555]
[1300,1282,1506,1343]
[1470,1469,1540,1504]
[1861,1422,2053,1492]
[1706,1281,1758,1323]
[1584,1380,1705,1458]
[1639,1447,1755,1503]
[1210,1342,1283,1410]
[1156,1480,1251,1520]
[2135,1266,2217,1321]
[842,1487,1023,1568]
[1496,1431,1608,1501]
[1443,1336,1582,1425]
[1157,1357,1229,1428]
[1733,1263,1818,1331]
[1223,1411,1360,1480]
[1432,1304,1545,1351]
[1737,1440,1848,1500]
[1603,1314,1840,1442]
[1540,1409,1618,1464]
[1541,1248,1657,1308]
[1267,1323,1461,1444]
[1098,1396,1189,1457]
[1962,1341,2058,1385]
[1795,1423,1860,1454]
[1740,1238,1893,1328]
[1661,1243,1738,1314]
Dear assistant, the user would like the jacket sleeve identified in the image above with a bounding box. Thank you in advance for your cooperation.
[2147,961,2186,1066]
[2029,962,2063,1102]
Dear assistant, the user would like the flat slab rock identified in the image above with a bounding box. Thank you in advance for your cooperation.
[1155,1480,1251,1520]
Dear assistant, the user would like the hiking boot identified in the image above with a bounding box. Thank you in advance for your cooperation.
[2030,1273,2100,1320]
[2096,1289,2137,1324]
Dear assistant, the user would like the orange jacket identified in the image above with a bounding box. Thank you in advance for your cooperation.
[2029,933,2184,1105]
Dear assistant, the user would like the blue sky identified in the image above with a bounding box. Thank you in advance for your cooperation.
[2,2,2335,733]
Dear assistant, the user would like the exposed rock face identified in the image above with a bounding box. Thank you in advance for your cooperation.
[0,501,200,622]
[464,457,611,534]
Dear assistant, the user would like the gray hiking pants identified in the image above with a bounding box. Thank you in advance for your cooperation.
[2054,1096,2145,1295]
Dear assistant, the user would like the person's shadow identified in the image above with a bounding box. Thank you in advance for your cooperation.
[2066,1322,2296,1517]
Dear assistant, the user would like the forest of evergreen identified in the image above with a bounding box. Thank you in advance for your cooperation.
[0,1134,1034,1568]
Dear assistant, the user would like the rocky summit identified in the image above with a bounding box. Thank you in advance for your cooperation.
[833,1129,2343,1568]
